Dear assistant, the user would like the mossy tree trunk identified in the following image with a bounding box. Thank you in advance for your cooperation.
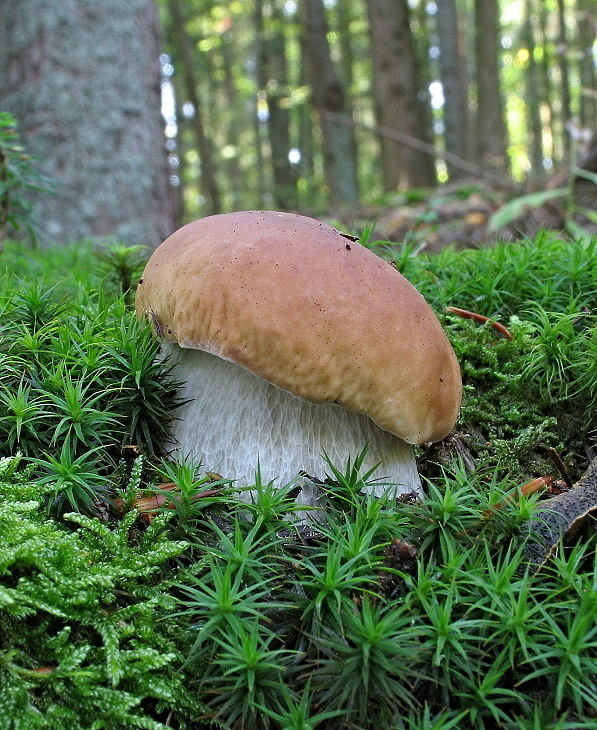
[0,0,174,249]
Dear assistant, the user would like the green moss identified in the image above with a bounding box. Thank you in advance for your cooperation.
[0,232,595,728]
[0,456,203,730]
[385,234,596,483]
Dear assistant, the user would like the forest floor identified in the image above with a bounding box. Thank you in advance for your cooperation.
[340,173,595,253]
[339,138,597,252]
[0,224,595,729]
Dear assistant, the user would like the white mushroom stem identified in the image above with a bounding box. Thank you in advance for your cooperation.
[161,343,422,507]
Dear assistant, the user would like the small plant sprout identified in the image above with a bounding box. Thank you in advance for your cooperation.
[311,598,420,723]
[255,682,346,729]
[238,462,309,527]
[30,443,112,517]
[151,455,230,536]
[0,379,47,454]
[199,620,293,729]
[173,558,290,663]
[93,242,149,304]
[46,373,121,452]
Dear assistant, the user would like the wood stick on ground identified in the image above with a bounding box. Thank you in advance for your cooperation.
[522,458,597,570]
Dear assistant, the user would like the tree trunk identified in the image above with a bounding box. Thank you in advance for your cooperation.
[365,0,436,190]
[536,4,557,163]
[436,0,469,180]
[555,0,571,155]
[257,0,297,210]
[524,0,544,177]
[577,0,596,131]
[473,0,508,172]
[167,0,221,215]
[336,3,356,99]
[0,0,174,249]
[299,0,359,206]
[296,63,317,207]
[218,28,247,210]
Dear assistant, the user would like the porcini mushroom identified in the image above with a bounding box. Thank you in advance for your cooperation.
[135,211,461,506]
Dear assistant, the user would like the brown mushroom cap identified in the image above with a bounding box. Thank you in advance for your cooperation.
[135,210,462,445]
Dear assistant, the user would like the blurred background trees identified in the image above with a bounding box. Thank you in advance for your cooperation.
[0,0,595,247]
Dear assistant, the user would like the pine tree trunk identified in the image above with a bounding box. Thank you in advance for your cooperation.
[167,0,221,215]
[556,0,572,155]
[524,0,544,178]
[536,4,558,162]
[473,0,508,171]
[577,0,596,131]
[300,0,359,206]
[365,0,436,190]
[257,0,297,210]
[436,0,469,180]
[0,0,175,248]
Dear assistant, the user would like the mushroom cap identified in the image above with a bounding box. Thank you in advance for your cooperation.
[135,210,462,445]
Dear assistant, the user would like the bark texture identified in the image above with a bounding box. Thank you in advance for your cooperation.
[474,0,508,171]
[365,0,436,190]
[256,0,297,210]
[436,0,469,179]
[300,0,359,205]
[168,0,221,215]
[0,0,174,248]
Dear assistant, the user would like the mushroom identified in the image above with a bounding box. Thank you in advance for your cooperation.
[135,211,461,507]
